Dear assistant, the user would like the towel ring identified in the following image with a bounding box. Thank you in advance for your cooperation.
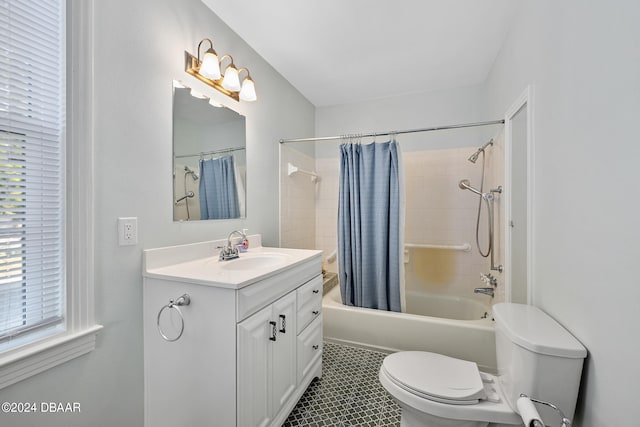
[157,294,191,342]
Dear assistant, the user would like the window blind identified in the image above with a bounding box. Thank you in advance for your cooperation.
[0,0,65,345]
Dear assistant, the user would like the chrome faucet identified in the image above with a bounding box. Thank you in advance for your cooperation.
[219,230,247,261]
[474,287,495,298]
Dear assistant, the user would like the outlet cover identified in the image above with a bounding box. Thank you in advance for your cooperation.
[118,217,138,246]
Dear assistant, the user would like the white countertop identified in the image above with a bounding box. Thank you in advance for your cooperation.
[143,236,322,289]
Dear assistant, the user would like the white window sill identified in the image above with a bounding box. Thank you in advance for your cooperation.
[0,325,103,390]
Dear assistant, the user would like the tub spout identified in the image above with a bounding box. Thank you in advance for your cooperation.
[474,287,494,298]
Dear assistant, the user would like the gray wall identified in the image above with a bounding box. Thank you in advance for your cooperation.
[0,0,314,425]
[481,1,640,425]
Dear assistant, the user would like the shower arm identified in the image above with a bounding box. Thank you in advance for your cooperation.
[175,191,195,205]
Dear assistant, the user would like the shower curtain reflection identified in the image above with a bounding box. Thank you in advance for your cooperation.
[199,155,240,220]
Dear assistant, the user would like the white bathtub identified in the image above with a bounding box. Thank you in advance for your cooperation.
[404,290,490,321]
[322,286,497,372]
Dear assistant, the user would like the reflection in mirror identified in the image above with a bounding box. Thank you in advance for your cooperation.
[172,82,246,221]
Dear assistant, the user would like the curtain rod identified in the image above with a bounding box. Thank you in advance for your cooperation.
[175,146,246,159]
[279,119,505,144]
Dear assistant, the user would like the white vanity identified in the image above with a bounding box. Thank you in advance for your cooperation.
[142,235,323,427]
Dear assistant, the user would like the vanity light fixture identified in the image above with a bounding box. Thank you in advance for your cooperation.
[185,38,257,102]
[238,68,257,102]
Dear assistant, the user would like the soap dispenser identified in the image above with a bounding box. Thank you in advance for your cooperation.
[240,229,249,252]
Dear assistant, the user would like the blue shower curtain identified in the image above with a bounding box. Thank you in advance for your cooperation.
[338,141,401,312]
[199,155,240,220]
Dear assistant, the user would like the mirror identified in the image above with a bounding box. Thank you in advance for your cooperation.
[505,86,532,304]
[172,82,247,221]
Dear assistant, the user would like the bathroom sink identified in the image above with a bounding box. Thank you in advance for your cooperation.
[143,237,322,289]
[221,253,290,271]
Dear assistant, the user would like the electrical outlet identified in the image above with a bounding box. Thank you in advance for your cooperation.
[118,217,138,246]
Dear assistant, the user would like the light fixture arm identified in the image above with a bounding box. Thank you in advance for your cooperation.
[197,38,215,63]
[238,68,251,80]
[219,54,235,69]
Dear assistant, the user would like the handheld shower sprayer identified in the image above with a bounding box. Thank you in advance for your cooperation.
[460,137,503,272]
[467,139,494,163]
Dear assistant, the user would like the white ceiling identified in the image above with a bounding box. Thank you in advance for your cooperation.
[202,0,519,107]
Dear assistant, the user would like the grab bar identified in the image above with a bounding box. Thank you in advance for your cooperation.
[404,243,471,252]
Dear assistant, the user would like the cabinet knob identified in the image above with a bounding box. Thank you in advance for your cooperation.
[312,289,319,294]
[269,321,277,341]
[312,310,319,316]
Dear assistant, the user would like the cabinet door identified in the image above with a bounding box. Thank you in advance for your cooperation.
[237,304,272,427]
[297,315,323,383]
[270,291,297,417]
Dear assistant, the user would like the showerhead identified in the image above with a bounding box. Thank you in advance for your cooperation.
[467,139,494,163]
[184,166,199,180]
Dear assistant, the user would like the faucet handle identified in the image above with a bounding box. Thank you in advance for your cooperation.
[218,244,239,261]
[480,273,498,287]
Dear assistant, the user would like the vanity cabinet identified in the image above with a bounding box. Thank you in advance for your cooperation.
[143,240,322,427]
[237,291,297,427]
[237,275,323,427]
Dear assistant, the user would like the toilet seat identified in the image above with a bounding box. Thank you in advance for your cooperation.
[379,352,523,426]
[381,351,486,405]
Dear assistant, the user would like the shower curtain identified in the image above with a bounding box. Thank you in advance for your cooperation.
[199,155,240,220]
[338,141,402,312]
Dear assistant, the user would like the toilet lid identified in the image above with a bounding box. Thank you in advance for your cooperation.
[382,351,486,405]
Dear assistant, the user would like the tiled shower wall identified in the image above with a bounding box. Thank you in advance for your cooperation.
[280,146,317,250]
[280,140,505,303]
[402,146,496,303]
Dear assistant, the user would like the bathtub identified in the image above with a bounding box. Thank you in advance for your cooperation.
[322,286,497,372]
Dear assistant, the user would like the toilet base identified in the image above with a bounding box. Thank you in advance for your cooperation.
[400,403,489,427]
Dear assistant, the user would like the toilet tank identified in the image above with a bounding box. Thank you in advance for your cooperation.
[493,303,587,425]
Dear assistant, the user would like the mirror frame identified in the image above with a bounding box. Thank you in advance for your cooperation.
[172,80,247,221]
[504,85,535,304]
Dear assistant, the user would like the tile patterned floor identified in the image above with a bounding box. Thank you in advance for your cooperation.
[283,342,401,426]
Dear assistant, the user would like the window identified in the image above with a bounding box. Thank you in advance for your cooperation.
[0,0,100,388]
[0,0,66,349]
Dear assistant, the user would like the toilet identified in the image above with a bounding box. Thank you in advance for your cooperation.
[379,303,587,427]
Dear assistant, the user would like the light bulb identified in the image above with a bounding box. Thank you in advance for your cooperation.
[199,48,221,80]
[221,64,241,91]
[239,77,257,102]
[190,89,207,99]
